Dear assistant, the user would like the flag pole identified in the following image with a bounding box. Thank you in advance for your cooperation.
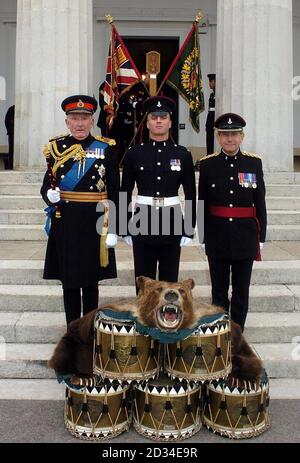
[120,11,204,165]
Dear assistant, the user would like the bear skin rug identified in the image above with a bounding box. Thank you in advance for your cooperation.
[49,276,262,384]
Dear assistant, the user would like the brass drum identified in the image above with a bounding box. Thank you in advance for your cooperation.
[202,371,270,439]
[93,312,160,382]
[165,316,231,382]
[133,375,202,441]
[64,377,131,440]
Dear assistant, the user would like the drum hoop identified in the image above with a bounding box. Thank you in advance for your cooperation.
[64,416,131,441]
[133,420,202,442]
[165,364,232,383]
[95,319,137,335]
[136,382,201,395]
[203,415,270,440]
[208,380,269,395]
[193,319,230,336]
[65,382,130,396]
[93,367,159,383]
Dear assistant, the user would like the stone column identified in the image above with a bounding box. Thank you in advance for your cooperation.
[14,0,93,169]
[216,0,293,172]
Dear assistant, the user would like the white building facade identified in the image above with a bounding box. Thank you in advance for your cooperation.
[0,0,298,172]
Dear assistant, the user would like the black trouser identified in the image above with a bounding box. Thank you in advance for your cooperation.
[207,257,254,331]
[133,240,181,294]
[63,284,99,325]
[206,129,215,155]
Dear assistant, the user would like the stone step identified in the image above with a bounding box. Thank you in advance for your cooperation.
[266,184,300,196]
[268,211,300,225]
[0,171,44,184]
[0,284,299,313]
[0,311,299,344]
[0,378,299,400]
[264,172,300,184]
[1,209,300,227]
[2,223,300,241]
[0,210,45,225]
[0,341,299,380]
[2,182,300,197]
[0,196,44,210]
[266,197,300,210]
[1,260,300,285]
[1,170,300,186]
[0,184,41,195]
[0,225,46,241]
[266,225,300,241]
[254,344,300,380]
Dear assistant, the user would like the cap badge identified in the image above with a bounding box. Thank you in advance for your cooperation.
[228,118,233,125]
[77,100,84,108]
[156,101,162,108]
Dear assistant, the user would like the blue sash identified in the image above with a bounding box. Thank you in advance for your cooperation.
[44,140,108,236]
[59,140,108,191]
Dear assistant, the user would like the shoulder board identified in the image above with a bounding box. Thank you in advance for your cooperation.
[174,144,189,152]
[49,133,69,142]
[200,151,220,161]
[94,135,116,146]
[242,151,261,159]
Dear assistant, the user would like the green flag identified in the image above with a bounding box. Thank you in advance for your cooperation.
[166,23,205,132]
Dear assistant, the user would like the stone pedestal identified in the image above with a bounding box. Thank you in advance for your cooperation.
[14,0,93,169]
[216,0,293,172]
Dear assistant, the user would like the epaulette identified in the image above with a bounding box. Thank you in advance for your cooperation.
[173,144,189,152]
[95,135,116,146]
[43,143,51,159]
[199,151,220,161]
[242,151,261,159]
[49,133,69,142]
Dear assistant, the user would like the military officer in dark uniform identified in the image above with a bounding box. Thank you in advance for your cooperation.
[198,113,267,331]
[205,74,216,155]
[41,95,119,324]
[121,96,196,290]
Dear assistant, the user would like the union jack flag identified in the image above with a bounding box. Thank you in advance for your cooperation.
[103,24,141,112]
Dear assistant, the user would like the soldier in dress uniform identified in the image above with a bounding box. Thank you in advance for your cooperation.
[198,113,267,331]
[121,96,196,291]
[41,95,119,325]
[205,74,216,155]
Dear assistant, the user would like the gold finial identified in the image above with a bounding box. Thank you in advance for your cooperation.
[195,10,204,23]
[105,14,114,24]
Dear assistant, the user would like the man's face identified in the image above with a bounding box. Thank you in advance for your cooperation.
[209,79,215,91]
[217,131,244,155]
[146,113,172,140]
[66,113,94,140]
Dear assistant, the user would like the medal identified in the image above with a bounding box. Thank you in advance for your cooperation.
[170,159,181,171]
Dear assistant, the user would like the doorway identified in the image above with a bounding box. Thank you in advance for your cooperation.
[124,37,179,142]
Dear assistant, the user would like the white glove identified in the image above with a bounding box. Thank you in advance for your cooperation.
[47,187,60,204]
[105,233,118,248]
[260,242,264,251]
[123,236,133,247]
[200,243,206,252]
[180,237,192,247]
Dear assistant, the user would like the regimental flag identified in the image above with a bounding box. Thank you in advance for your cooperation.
[103,24,141,113]
[165,23,205,132]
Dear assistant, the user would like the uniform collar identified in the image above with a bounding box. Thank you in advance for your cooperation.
[150,138,172,147]
[69,133,94,147]
[221,149,241,161]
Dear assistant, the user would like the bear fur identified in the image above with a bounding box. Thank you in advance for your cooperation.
[48,276,262,384]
